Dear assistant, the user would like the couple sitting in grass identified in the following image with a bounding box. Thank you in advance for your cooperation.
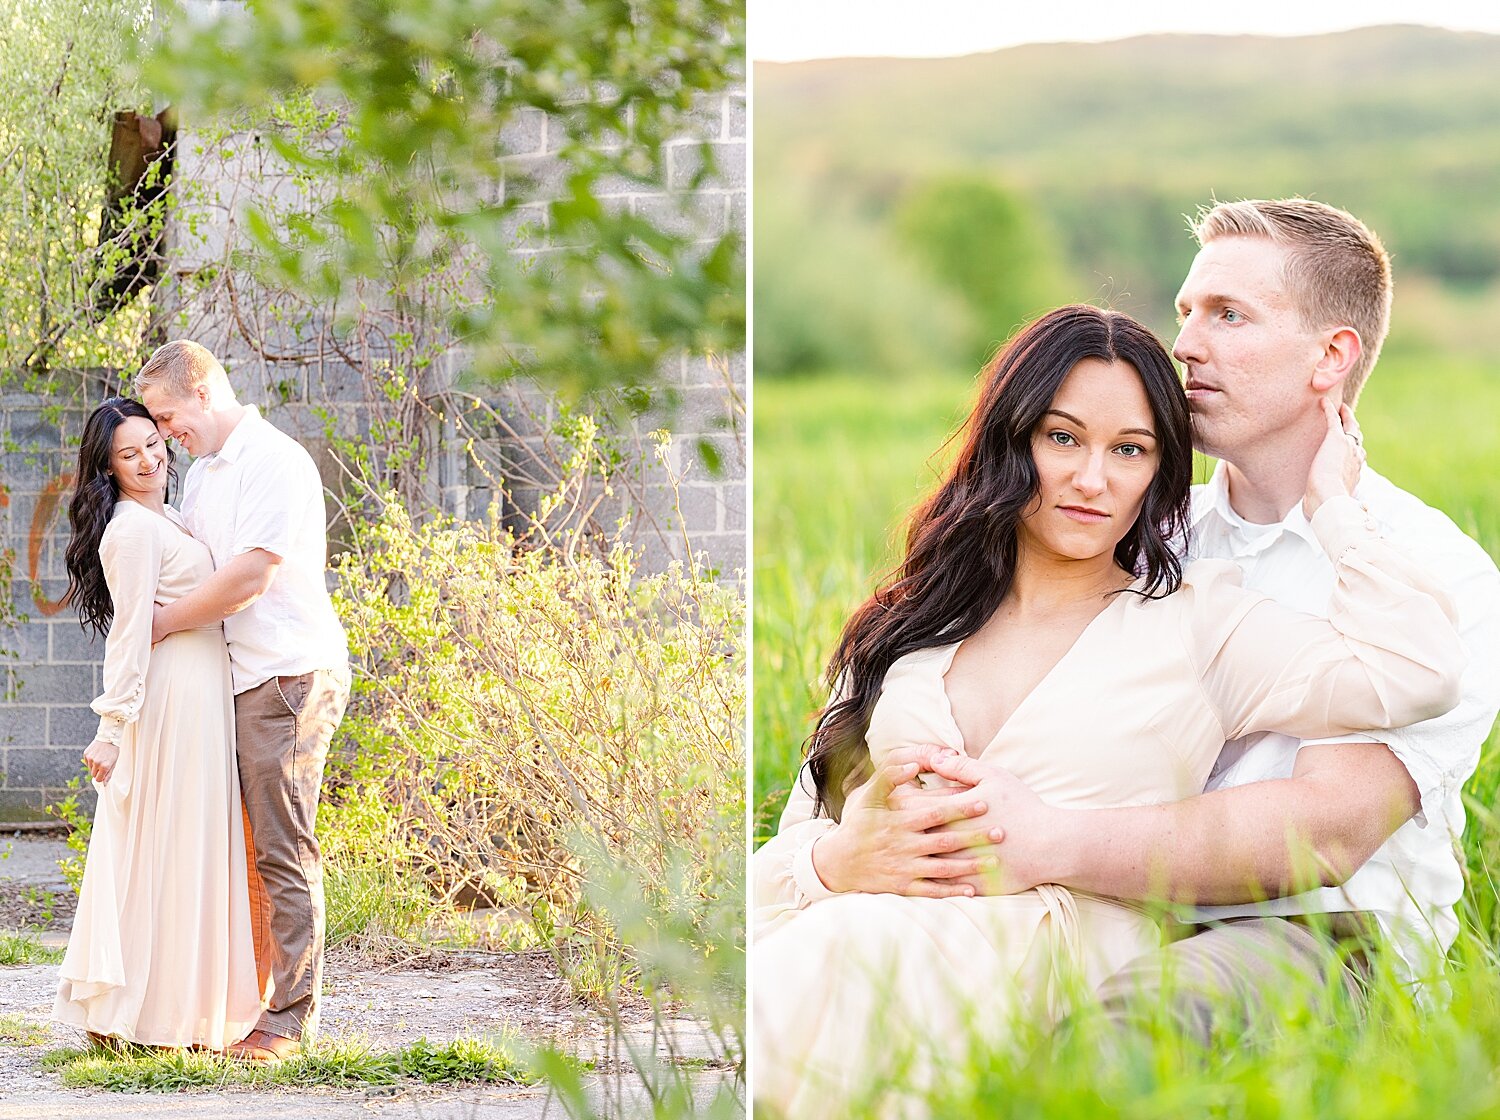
[753,199,1500,1116]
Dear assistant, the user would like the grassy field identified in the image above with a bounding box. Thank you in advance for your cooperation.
[753,342,1500,1112]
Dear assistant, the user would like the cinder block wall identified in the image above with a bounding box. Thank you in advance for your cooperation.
[0,81,744,822]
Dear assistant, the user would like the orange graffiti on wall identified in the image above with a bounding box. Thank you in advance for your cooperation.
[29,473,76,616]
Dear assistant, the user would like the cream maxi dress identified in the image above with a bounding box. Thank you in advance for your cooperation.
[53,500,262,1048]
[753,497,1466,1116]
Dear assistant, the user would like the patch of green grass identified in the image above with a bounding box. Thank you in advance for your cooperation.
[42,1034,538,1092]
[0,1012,49,1046]
[0,931,65,965]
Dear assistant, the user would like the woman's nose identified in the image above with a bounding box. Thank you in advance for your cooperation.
[1074,452,1107,496]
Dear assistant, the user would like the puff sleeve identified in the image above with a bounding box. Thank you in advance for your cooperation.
[1187,495,1466,743]
[90,511,164,744]
[752,764,842,937]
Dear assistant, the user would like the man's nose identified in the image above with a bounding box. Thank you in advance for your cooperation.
[1172,315,1203,366]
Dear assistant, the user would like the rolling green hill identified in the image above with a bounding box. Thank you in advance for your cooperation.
[755,26,1500,366]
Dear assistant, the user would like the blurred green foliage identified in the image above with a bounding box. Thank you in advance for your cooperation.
[148,0,744,396]
[893,175,1073,365]
[753,182,968,377]
[755,26,1500,375]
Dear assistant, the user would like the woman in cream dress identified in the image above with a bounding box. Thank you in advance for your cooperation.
[53,397,261,1050]
[752,307,1465,1116]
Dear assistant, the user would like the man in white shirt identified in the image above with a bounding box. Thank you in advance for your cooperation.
[138,340,351,1061]
[800,199,1500,1032]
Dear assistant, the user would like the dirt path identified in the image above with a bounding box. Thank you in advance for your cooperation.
[0,835,730,1118]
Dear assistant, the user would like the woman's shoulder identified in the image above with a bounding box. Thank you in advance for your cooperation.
[99,502,167,550]
[1121,560,1261,643]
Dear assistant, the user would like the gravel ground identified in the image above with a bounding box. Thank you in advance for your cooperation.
[0,835,734,1118]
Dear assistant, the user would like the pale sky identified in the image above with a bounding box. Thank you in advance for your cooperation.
[752,0,1500,62]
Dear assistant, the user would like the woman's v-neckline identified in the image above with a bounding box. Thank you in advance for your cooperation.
[937,584,1138,759]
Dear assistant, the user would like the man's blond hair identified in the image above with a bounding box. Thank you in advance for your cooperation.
[134,339,233,400]
[1191,199,1392,405]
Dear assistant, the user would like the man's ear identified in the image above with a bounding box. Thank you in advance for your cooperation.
[194,381,213,410]
[1310,326,1361,395]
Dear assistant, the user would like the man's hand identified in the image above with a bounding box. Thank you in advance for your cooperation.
[151,603,170,645]
[812,746,1002,898]
[83,738,121,785]
[1303,398,1365,517]
[151,549,281,644]
[922,751,1067,896]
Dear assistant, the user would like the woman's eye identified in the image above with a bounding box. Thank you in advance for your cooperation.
[1047,431,1077,447]
[1117,444,1145,458]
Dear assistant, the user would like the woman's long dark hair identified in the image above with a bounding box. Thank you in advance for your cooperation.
[808,305,1194,817]
[63,397,175,638]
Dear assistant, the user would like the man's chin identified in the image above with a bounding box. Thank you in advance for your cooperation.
[1188,414,1224,460]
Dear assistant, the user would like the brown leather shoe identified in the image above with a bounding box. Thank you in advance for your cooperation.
[226,1028,302,1064]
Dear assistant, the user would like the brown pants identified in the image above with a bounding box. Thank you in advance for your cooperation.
[1093,915,1370,1046]
[235,668,350,1041]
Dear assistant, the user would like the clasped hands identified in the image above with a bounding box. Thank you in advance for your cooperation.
[811,745,1060,898]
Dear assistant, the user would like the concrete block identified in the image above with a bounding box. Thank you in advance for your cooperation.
[673,385,740,439]
[0,622,49,661]
[501,154,569,202]
[727,95,746,139]
[0,706,47,747]
[723,485,745,532]
[49,620,104,663]
[667,141,747,191]
[0,788,72,823]
[680,433,743,480]
[683,93,725,141]
[499,108,547,156]
[687,532,745,577]
[16,579,70,620]
[633,192,728,240]
[677,485,721,533]
[307,360,365,405]
[48,706,100,748]
[3,746,82,789]
[10,664,94,705]
[5,411,64,450]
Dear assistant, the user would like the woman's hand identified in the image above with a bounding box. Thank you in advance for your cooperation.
[1303,398,1365,517]
[811,747,1000,898]
[83,738,120,785]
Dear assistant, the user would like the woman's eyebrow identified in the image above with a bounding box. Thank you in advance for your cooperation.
[1046,409,1155,440]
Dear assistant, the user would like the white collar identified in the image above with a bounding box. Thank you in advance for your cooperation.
[1192,460,1321,551]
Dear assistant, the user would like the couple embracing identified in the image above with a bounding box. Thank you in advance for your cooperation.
[53,340,349,1060]
[754,199,1500,1113]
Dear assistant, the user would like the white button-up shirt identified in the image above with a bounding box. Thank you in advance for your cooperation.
[181,407,349,695]
[1187,462,1500,978]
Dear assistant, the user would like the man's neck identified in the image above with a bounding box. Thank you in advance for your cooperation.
[1219,428,1323,526]
[209,403,251,454]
